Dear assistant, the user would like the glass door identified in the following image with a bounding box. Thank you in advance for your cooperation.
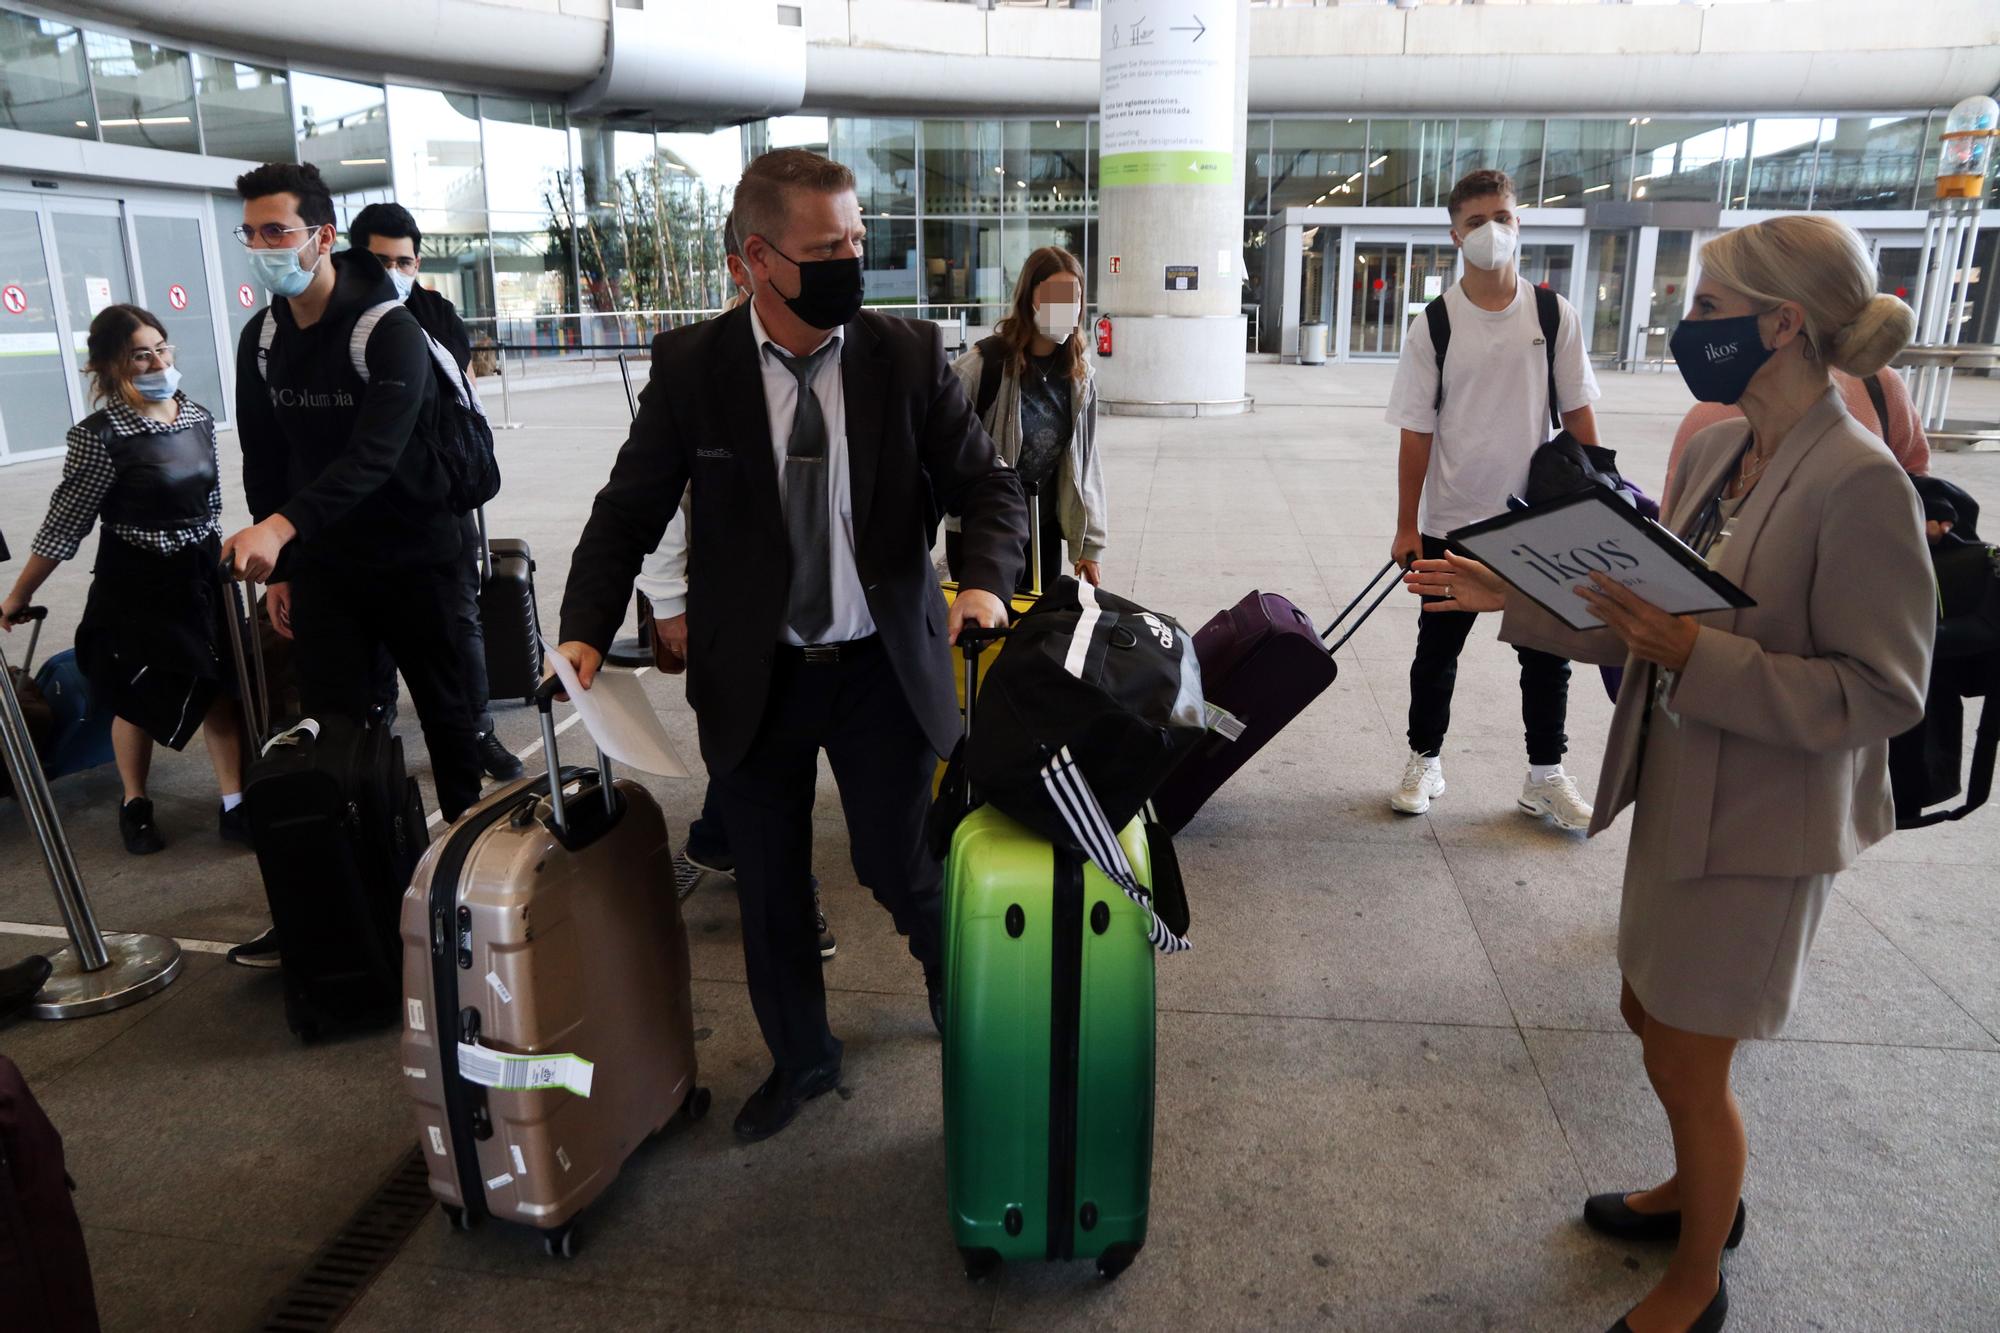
[0,203,74,463]
[47,202,135,387]
[129,205,228,417]
[1350,242,1407,358]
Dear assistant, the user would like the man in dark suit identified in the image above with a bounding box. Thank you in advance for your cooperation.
[554,149,1027,1142]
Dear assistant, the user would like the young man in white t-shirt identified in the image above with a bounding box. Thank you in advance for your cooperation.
[1382,168,1603,829]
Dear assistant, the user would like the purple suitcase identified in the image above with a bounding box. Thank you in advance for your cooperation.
[1152,563,1400,833]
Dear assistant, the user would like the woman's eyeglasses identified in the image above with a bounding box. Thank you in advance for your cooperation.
[232,223,318,247]
[129,345,175,367]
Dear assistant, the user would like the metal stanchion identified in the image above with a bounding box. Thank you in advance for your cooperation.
[0,615,181,1019]
[493,341,521,430]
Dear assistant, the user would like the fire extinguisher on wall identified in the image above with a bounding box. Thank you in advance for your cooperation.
[1095,315,1113,358]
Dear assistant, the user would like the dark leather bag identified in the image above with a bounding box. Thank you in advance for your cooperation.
[0,1055,102,1333]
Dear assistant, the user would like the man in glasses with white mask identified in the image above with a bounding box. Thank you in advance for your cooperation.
[219,162,484,967]
[1381,168,1603,830]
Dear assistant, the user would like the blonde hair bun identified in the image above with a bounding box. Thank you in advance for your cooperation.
[1828,293,1915,379]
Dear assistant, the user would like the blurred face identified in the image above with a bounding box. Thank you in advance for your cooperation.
[1032,272,1081,339]
[365,234,420,276]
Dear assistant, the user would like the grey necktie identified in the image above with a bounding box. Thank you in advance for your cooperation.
[773,341,837,642]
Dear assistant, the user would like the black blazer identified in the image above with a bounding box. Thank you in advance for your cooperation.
[558,304,1029,773]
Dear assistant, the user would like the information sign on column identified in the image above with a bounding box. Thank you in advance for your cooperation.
[1099,0,1237,188]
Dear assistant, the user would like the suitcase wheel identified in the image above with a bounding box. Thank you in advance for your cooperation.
[441,1203,474,1233]
[1095,1242,1140,1282]
[541,1222,578,1260]
[959,1247,1002,1282]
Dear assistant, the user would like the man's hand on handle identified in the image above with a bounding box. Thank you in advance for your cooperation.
[220,515,297,584]
[1391,525,1422,571]
[947,588,1009,645]
[551,640,604,700]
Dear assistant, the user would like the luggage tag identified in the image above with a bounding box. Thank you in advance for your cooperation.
[456,1041,595,1097]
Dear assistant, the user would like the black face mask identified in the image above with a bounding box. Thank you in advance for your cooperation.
[761,241,864,331]
[1668,313,1775,405]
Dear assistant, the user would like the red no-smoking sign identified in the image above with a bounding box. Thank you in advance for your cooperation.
[168,283,188,310]
[238,284,255,309]
[1,284,25,315]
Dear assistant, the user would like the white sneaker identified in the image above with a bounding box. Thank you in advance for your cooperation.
[1390,751,1445,815]
[1519,768,1593,831]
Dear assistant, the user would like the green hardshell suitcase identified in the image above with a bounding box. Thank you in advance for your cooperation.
[941,631,1157,1282]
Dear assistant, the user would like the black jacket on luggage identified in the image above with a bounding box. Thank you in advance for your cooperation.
[236,248,459,578]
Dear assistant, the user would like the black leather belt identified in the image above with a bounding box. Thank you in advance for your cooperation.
[780,634,880,665]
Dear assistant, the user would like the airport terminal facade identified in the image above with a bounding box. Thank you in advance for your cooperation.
[2,0,1997,464]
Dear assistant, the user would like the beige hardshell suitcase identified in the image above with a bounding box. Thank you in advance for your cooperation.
[400,678,707,1258]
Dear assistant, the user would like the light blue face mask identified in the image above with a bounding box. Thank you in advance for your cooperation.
[390,269,416,301]
[249,231,324,299]
[133,365,181,401]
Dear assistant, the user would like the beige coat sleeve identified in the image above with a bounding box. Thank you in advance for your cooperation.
[1669,458,1933,752]
[1497,592,1629,667]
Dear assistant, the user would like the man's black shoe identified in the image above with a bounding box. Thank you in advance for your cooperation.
[926,969,944,1037]
[226,928,282,969]
[732,1048,843,1143]
[0,954,53,1022]
[119,798,165,855]
[218,802,252,845]
[477,732,524,781]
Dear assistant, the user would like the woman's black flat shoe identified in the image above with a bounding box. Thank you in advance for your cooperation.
[1607,1270,1728,1333]
[1584,1193,1746,1250]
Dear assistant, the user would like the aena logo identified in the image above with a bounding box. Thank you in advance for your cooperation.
[1138,612,1174,651]
[1704,341,1738,362]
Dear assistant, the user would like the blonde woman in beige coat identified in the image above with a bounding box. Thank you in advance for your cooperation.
[1406,214,1932,1333]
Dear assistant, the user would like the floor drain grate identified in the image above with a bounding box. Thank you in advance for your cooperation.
[259,1145,435,1332]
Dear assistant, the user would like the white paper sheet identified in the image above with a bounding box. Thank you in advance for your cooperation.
[541,640,690,778]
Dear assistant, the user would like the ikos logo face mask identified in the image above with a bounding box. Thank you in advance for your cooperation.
[1669,313,1775,405]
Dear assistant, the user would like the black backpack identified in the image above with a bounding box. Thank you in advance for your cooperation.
[1890,477,2000,828]
[255,301,501,514]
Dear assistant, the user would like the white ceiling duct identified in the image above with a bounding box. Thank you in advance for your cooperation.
[568,4,806,127]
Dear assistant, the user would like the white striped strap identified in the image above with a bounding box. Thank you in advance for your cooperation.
[1039,746,1190,955]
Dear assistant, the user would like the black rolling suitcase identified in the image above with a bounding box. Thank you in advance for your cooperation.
[223,573,428,1041]
[476,508,543,707]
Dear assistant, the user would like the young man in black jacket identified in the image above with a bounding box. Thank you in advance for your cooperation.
[349,202,520,781]
[220,163,483,964]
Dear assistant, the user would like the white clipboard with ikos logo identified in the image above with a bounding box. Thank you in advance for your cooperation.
[1447,489,1755,633]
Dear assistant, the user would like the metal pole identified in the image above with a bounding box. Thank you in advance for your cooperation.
[0,638,180,1019]
[496,341,518,430]
[1910,209,1942,421]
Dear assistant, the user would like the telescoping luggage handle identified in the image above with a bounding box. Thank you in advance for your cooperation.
[1321,560,1402,654]
[3,604,47,677]
[218,561,273,752]
[954,625,1190,954]
[533,673,617,838]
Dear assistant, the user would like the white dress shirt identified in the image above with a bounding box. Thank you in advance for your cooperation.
[749,300,876,645]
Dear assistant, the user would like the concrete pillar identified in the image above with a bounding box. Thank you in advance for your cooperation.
[1094,0,1252,417]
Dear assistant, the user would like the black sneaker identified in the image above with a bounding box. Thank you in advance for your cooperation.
[119,799,165,855]
[226,928,282,969]
[218,801,251,845]
[477,732,524,781]
[813,878,835,960]
[683,845,735,880]
[672,851,704,902]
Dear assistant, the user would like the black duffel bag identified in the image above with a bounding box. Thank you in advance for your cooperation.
[964,577,1212,850]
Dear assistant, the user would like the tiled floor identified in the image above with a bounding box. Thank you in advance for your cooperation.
[2,361,1996,1331]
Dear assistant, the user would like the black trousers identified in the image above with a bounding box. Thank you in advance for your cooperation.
[945,496,1063,594]
[710,637,942,1071]
[1408,535,1571,766]
[369,515,492,733]
[290,558,484,821]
